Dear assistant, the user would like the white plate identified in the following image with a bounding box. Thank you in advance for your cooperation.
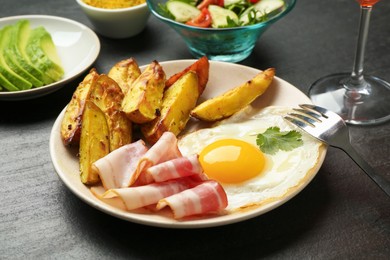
[0,15,100,100]
[50,60,327,228]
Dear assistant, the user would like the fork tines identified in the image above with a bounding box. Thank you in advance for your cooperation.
[283,104,335,143]
[284,104,324,127]
[299,104,329,117]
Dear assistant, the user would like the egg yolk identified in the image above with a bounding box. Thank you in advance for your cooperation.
[199,139,265,184]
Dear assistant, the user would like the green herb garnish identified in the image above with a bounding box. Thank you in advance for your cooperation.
[256,127,303,155]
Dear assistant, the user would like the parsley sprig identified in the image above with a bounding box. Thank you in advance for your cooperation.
[256,127,303,155]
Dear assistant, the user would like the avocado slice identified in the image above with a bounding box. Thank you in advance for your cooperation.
[0,71,19,91]
[25,26,64,82]
[14,20,55,85]
[0,26,32,90]
[4,22,44,87]
[4,49,43,87]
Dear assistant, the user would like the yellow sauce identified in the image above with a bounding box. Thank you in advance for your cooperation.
[83,0,145,9]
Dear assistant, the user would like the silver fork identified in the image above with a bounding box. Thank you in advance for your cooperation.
[284,104,390,197]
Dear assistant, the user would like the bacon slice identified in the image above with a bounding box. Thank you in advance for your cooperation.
[139,131,182,167]
[156,180,228,219]
[93,132,182,188]
[92,140,148,189]
[133,132,182,185]
[138,154,205,185]
[98,177,200,210]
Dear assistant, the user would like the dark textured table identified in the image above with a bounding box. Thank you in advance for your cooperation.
[1,0,389,259]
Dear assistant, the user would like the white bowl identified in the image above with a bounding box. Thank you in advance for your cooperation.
[75,0,150,39]
[0,15,100,100]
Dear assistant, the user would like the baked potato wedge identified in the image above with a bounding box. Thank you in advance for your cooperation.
[141,71,199,144]
[107,57,141,94]
[79,100,110,185]
[90,74,132,151]
[190,68,275,122]
[165,56,209,95]
[121,60,166,124]
[60,69,99,146]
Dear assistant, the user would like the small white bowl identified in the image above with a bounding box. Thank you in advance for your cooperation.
[75,0,150,39]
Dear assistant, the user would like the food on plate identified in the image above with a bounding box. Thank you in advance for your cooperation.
[90,106,321,217]
[190,68,274,122]
[165,55,209,94]
[142,154,203,183]
[95,178,202,211]
[61,71,132,183]
[61,69,99,146]
[256,126,303,155]
[0,19,64,92]
[161,0,285,28]
[107,57,141,94]
[79,100,110,184]
[141,71,200,144]
[93,131,182,189]
[83,0,146,9]
[91,132,228,218]
[61,58,209,189]
[179,106,322,212]
[121,60,166,124]
[156,180,228,219]
[92,139,149,189]
[199,138,265,183]
[89,105,322,218]
[140,56,210,144]
[89,74,132,151]
[61,57,306,219]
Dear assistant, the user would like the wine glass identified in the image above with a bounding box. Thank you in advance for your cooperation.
[308,0,390,125]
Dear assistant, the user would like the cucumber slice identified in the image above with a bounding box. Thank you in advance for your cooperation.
[223,0,244,7]
[208,5,239,28]
[253,0,285,14]
[240,0,285,25]
[166,1,200,23]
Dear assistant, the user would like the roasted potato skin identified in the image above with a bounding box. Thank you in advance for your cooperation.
[165,56,209,95]
[141,71,199,144]
[107,58,141,94]
[79,100,110,185]
[190,68,275,122]
[121,60,166,124]
[60,69,99,146]
[90,74,132,152]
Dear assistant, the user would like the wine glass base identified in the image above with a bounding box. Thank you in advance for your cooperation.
[308,73,390,125]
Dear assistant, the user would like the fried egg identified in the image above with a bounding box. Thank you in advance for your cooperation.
[178,106,323,212]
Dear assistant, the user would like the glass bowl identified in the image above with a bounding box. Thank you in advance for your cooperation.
[146,0,296,62]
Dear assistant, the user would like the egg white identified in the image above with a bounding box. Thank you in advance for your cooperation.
[178,106,323,212]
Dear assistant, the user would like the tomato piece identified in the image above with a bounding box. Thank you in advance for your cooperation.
[249,0,260,3]
[197,0,223,10]
[186,8,212,28]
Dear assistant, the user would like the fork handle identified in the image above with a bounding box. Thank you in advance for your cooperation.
[340,144,390,197]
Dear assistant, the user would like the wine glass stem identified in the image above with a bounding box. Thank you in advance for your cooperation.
[348,6,372,89]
